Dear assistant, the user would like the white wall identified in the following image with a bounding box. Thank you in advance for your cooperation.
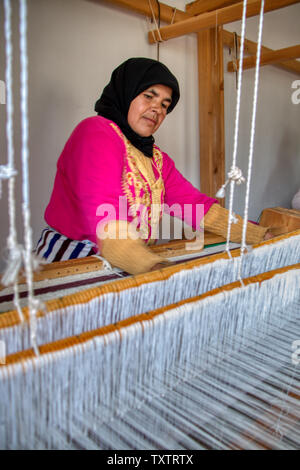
[0,0,299,271]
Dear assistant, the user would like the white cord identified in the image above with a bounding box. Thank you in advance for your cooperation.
[0,166,17,197]
[216,166,245,198]
[224,0,248,257]
[19,0,40,355]
[2,0,24,322]
[239,0,265,280]
[170,7,177,25]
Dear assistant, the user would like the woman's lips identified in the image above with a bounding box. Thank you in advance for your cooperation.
[143,116,156,125]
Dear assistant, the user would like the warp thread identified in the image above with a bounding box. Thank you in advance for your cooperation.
[0,266,299,449]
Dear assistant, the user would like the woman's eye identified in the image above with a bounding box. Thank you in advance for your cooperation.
[144,94,153,99]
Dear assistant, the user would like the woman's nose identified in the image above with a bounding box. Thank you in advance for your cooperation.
[151,100,162,113]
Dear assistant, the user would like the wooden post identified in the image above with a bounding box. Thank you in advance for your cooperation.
[197,27,225,204]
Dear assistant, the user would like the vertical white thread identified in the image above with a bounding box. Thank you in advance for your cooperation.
[0,267,299,449]
[19,0,39,355]
[4,0,14,174]
[1,233,299,359]
[239,0,265,280]
[3,0,24,321]
[226,0,248,256]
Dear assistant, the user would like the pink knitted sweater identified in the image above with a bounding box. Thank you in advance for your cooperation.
[45,116,217,245]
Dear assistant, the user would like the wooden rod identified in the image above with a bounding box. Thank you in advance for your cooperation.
[87,0,190,23]
[148,0,300,44]
[223,30,300,75]
[0,234,224,288]
[87,1,300,75]
[186,0,241,16]
[228,44,300,71]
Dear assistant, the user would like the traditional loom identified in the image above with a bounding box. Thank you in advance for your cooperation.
[0,0,300,450]
[0,233,299,449]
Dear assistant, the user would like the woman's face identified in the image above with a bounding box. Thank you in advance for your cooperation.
[127,84,172,137]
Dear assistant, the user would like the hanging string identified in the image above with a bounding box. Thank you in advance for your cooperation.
[0,0,17,198]
[2,0,24,322]
[3,0,15,191]
[216,0,248,259]
[239,0,265,279]
[147,0,164,57]
[19,0,41,355]
[170,7,177,25]
[2,0,18,199]
[234,32,239,89]
[0,166,17,198]
[216,167,245,199]
[155,0,161,61]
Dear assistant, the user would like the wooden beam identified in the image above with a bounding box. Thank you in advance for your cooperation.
[186,0,241,16]
[89,1,300,75]
[197,27,225,203]
[223,29,300,75]
[87,0,190,23]
[0,235,226,287]
[148,0,300,44]
[227,44,300,71]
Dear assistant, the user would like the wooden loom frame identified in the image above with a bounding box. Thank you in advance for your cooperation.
[0,229,299,329]
[0,0,299,323]
[1,4,300,451]
[89,0,300,201]
[3,246,300,364]
[1,257,299,451]
[1,230,299,450]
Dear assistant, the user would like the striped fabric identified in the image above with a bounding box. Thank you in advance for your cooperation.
[35,227,97,263]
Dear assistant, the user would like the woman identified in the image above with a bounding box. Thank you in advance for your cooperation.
[37,58,269,274]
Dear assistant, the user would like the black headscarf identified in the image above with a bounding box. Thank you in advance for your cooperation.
[94,58,180,158]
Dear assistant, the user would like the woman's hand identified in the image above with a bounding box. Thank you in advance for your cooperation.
[150,260,176,271]
[263,230,275,241]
